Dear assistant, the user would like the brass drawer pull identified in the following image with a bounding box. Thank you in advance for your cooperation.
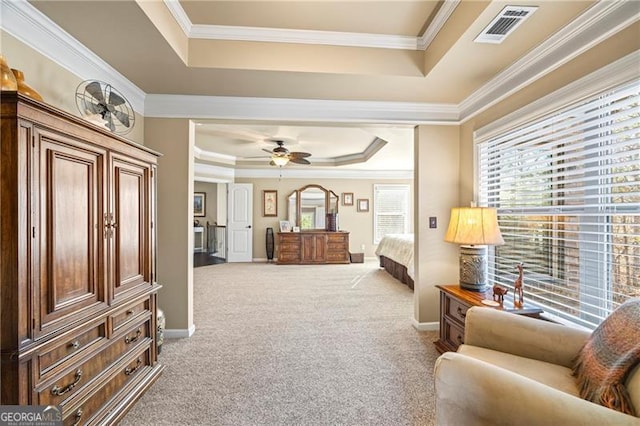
[126,309,135,315]
[73,408,83,426]
[69,340,80,350]
[124,328,142,344]
[457,306,467,319]
[124,358,142,376]
[456,334,463,344]
[51,369,82,396]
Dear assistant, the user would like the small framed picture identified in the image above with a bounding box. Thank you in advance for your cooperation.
[194,192,206,217]
[279,220,291,232]
[357,199,369,212]
[342,192,354,206]
[292,226,300,233]
[263,190,277,217]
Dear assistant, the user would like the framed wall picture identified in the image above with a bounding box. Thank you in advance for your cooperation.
[263,190,278,217]
[279,220,291,232]
[342,192,354,206]
[357,198,369,212]
[194,192,206,217]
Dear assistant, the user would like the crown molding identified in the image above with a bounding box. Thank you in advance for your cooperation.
[418,0,460,50]
[0,0,146,113]
[164,0,191,36]
[475,50,640,143]
[459,0,640,123]
[165,0,425,51]
[194,162,235,183]
[191,24,419,50]
[145,94,460,125]
[193,146,237,165]
[235,167,413,180]
[194,161,412,181]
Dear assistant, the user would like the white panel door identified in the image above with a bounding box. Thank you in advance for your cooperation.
[227,183,253,262]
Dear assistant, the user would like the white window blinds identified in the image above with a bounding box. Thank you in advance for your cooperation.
[478,80,640,329]
[373,184,410,244]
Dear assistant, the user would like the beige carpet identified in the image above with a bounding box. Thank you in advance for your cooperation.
[121,260,439,425]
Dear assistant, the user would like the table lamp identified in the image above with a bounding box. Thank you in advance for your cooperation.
[444,207,504,291]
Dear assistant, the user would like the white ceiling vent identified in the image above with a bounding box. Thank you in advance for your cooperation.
[475,6,538,44]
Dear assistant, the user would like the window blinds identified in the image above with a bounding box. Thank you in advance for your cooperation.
[478,80,639,329]
[373,184,410,244]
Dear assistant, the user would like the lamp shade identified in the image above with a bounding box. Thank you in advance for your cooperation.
[272,155,289,167]
[444,207,504,246]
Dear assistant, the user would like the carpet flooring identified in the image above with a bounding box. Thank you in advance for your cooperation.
[121,260,439,425]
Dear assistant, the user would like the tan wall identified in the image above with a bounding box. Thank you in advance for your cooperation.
[193,181,218,226]
[459,23,640,206]
[144,118,194,332]
[234,177,413,259]
[0,31,145,145]
[414,125,460,324]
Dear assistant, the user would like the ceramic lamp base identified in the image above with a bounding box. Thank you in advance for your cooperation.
[459,245,489,292]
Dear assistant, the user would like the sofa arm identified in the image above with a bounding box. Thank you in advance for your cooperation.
[464,306,591,368]
[434,352,640,426]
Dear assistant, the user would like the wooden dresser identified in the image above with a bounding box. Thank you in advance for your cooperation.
[1,92,163,425]
[277,231,350,264]
[434,284,543,353]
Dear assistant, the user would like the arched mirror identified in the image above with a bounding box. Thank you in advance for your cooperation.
[287,184,339,230]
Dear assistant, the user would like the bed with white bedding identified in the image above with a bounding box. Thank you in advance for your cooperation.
[375,234,414,289]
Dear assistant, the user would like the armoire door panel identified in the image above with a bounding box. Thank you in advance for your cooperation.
[36,131,106,336]
[111,156,149,299]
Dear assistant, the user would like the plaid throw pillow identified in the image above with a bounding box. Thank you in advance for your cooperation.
[572,298,640,415]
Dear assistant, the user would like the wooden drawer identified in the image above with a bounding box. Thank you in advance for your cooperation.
[37,320,107,381]
[62,343,152,426]
[444,294,471,326]
[278,242,300,252]
[110,297,151,334]
[442,317,465,351]
[35,319,151,407]
[326,233,347,243]
[326,251,349,262]
[327,242,347,250]
[278,233,299,243]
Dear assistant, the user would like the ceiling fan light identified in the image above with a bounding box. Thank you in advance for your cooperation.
[272,155,289,167]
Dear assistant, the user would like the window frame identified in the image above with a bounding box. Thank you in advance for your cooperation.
[373,184,411,245]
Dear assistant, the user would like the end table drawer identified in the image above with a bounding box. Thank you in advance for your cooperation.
[445,296,471,325]
[442,317,465,351]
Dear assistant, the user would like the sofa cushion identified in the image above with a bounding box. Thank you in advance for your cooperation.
[458,344,579,397]
[572,298,640,416]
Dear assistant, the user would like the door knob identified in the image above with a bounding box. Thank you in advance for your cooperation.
[246,225,252,229]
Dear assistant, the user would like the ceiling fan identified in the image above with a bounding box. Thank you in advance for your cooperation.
[262,140,311,166]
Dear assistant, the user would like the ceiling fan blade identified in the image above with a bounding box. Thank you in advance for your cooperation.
[262,148,274,154]
[113,110,131,127]
[108,91,126,107]
[85,81,105,103]
[289,157,311,165]
[289,152,311,158]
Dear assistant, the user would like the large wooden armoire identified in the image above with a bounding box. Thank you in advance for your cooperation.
[0,92,163,425]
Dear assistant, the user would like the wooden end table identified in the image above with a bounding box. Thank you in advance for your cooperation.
[434,284,543,353]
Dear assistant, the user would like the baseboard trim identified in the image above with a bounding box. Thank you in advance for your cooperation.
[412,319,439,331]
[165,324,196,339]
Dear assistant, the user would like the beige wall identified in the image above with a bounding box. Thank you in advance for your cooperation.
[144,118,194,332]
[193,181,218,226]
[0,31,145,145]
[234,177,413,259]
[414,125,461,324]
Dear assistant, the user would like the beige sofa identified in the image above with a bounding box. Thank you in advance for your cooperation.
[434,307,640,425]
